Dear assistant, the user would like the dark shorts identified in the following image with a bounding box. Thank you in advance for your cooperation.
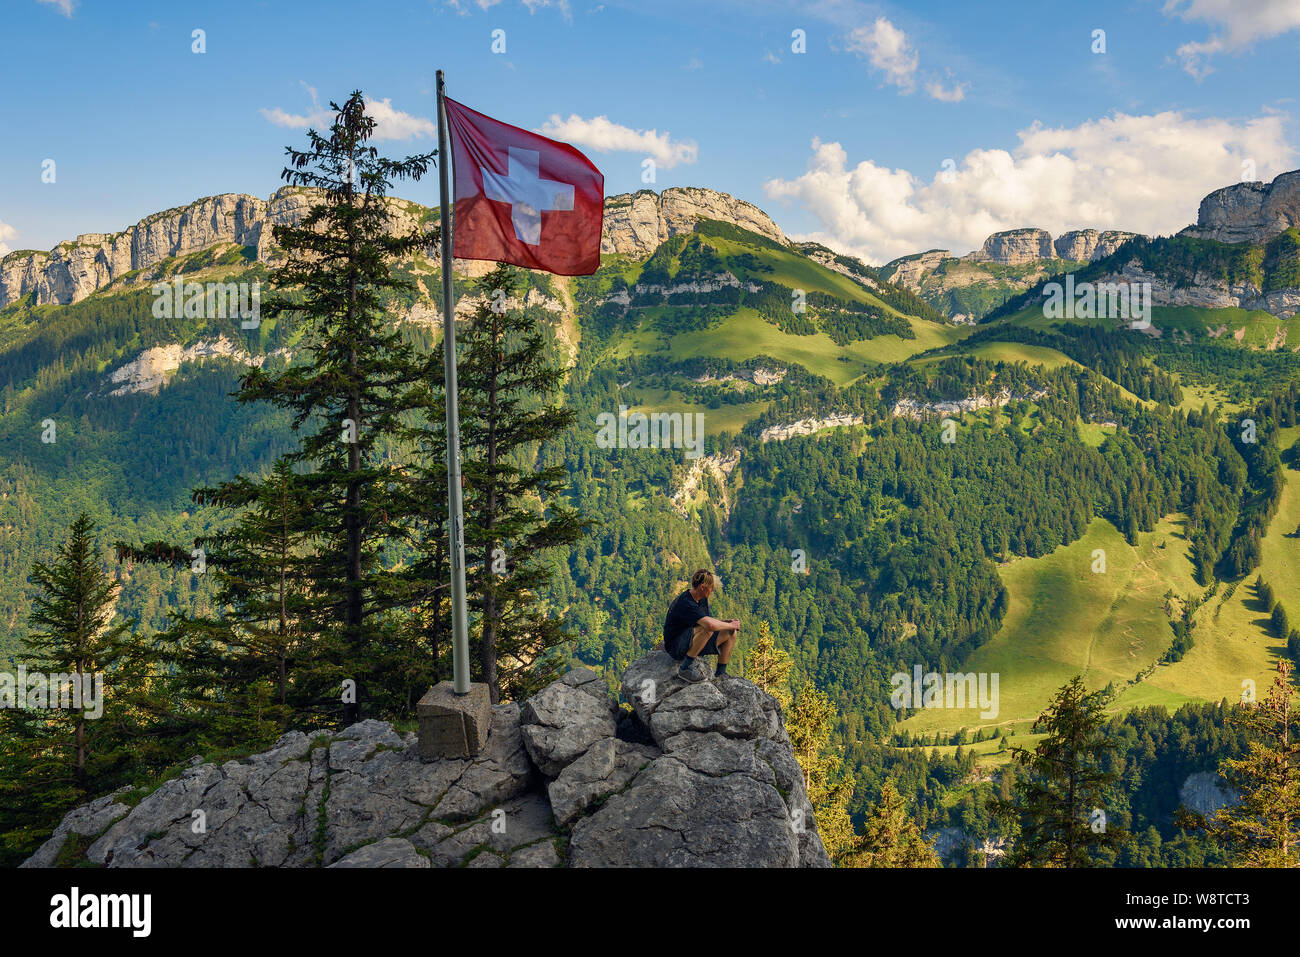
[666,625,719,660]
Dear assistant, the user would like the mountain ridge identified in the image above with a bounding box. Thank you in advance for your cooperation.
[0,185,797,311]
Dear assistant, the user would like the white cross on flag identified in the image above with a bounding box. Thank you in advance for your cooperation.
[444,96,604,276]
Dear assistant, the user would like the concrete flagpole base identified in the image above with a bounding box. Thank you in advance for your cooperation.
[417,681,492,760]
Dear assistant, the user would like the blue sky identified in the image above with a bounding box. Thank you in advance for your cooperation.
[3,0,1299,264]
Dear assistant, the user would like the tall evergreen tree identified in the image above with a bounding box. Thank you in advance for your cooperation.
[239,92,435,722]
[0,515,146,863]
[120,458,323,744]
[22,514,131,788]
[453,264,589,702]
[992,675,1129,866]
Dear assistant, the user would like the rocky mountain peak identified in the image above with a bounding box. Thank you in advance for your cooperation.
[1179,169,1300,244]
[972,228,1056,265]
[601,186,789,258]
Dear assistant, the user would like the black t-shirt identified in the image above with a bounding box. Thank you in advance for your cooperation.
[663,589,710,644]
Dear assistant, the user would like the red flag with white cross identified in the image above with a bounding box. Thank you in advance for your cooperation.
[443,96,604,276]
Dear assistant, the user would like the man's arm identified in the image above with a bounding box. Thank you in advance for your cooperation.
[699,615,739,632]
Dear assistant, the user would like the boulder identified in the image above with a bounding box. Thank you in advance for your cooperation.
[547,737,658,826]
[29,649,832,869]
[519,680,617,776]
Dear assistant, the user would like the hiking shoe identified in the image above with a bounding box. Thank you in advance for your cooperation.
[677,663,707,683]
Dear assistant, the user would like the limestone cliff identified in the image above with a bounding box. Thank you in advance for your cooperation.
[601,186,788,257]
[1,186,788,310]
[23,653,830,869]
[972,228,1055,265]
[1180,170,1300,245]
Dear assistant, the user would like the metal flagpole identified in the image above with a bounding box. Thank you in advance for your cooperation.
[436,69,471,695]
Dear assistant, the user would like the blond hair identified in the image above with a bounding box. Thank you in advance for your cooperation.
[690,569,715,589]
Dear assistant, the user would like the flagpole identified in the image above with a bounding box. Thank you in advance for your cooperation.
[436,69,471,696]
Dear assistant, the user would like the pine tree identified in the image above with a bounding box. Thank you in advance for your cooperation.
[1202,660,1299,866]
[991,675,1129,866]
[842,781,940,868]
[0,515,145,863]
[239,92,435,722]
[121,458,326,743]
[453,264,589,702]
[743,619,792,711]
[786,682,855,860]
[22,514,131,788]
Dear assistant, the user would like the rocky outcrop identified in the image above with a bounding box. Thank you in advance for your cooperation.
[106,337,275,396]
[973,229,1054,265]
[563,650,829,867]
[1180,170,1300,245]
[0,188,430,310]
[880,249,951,288]
[1054,229,1139,262]
[1080,260,1300,319]
[759,412,864,443]
[670,448,741,517]
[601,187,788,258]
[1179,770,1237,817]
[891,389,1047,420]
[25,653,829,869]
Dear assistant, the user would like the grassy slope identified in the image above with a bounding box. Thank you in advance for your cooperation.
[1135,425,1300,706]
[898,515,1203,740]
[641,308,966,385]
[898,436,1299,744]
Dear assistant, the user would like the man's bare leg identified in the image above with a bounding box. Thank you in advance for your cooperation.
[716,629,736,663]
[715,629,737,675]
[687,622,714,658]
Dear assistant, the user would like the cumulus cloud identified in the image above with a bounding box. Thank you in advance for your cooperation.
[538,114,699,168]
[843,16,966,102]
[1164,0,1300,77]
[846,18,918,93]
[37,0,77,17]
[763,111,1294,265]
[0,219,17,257]
[260,86,435,141]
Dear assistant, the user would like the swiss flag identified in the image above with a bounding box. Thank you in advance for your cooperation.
[444,96,604,276]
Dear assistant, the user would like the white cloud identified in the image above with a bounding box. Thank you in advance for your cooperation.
[0,219,17,257]
[843,16,966,102]
[538,114,699,168]
[925,79,966,103]
[37,0,77,17]
[763,111,1294,265]
[1164,0,1300,76]
[846,18,918,93]
[260,88,435,141]
[365,99,437,140]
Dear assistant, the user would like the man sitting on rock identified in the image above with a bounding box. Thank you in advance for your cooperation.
[662,569,740,683]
